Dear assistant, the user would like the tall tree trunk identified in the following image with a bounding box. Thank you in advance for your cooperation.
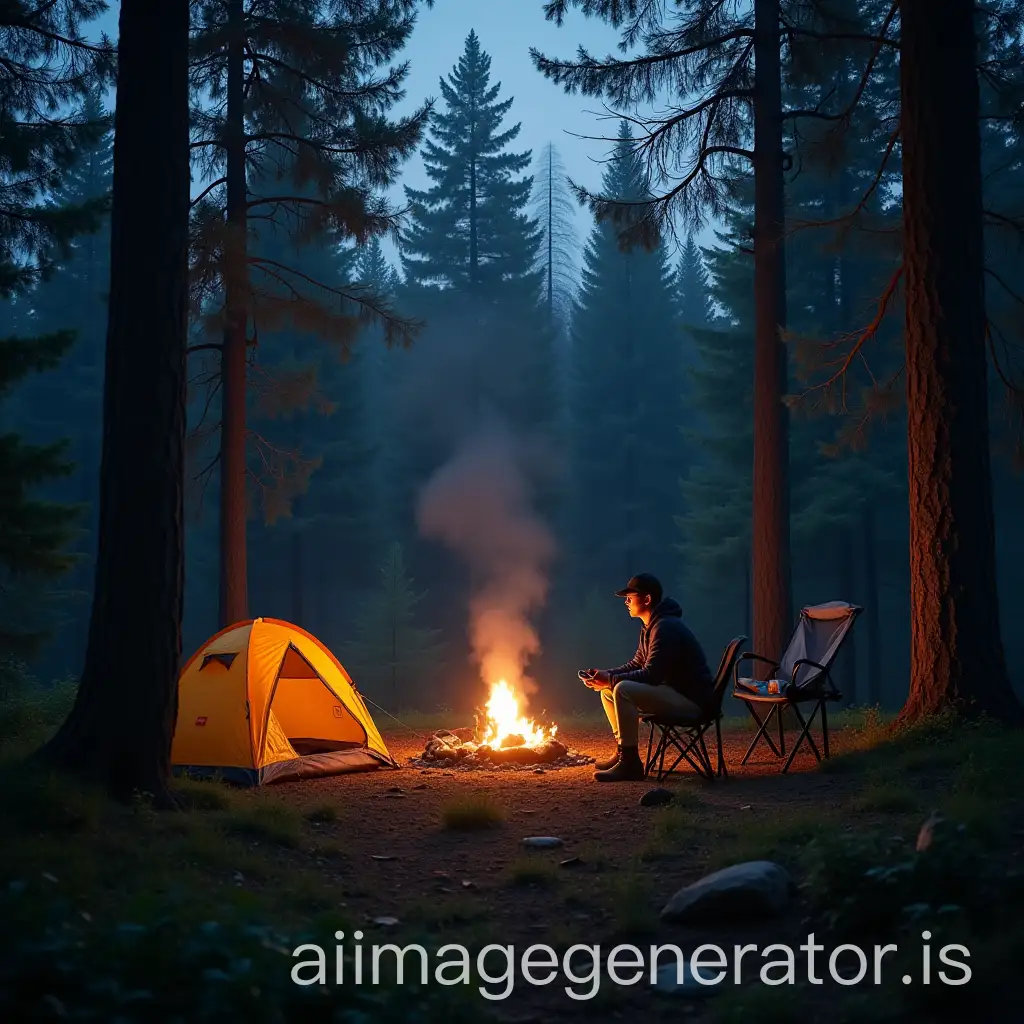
[837,527,857,704]
[751,0,792,658]
[218,0,249,627]
[862,504,882,706]
[743,548,751,640]
[897,0,1020,723]
[36,0,190,802]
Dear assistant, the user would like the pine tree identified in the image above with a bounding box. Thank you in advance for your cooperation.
[13,93,114,670]
[533,0,900,659]
[530,142,578,330]
[0,3,115,297]
[0,334,81,654]
[676,202,755,650]
[399,30,553,435]
[0,8,113,660]
[569,121,684,591]
[188,0,431,626]
[342,541,445,708]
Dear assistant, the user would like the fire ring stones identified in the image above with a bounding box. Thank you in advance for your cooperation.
[409,729,594,771]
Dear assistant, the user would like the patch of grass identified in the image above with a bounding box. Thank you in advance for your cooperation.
[850,776,920,814]
[949,732,1022,800]
[172,776,238,812]
[176,818,272,879]
[608,867,657,937]
[303,802,339,823]
[440,794,505,830]
[640,804,697,860]
[505,854,559,887]
[0,767,106,833]
[705,809,835,872]
[281,874,339,913]
[224,796,303,848]
[936,792,1005,838]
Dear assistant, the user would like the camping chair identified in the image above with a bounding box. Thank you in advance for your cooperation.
[732,601,862,773]
[642,636,747,781]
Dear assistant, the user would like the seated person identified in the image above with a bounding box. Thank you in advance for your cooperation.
[581,573,714,782]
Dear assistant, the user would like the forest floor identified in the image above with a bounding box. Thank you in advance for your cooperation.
[2,702,1024,1023]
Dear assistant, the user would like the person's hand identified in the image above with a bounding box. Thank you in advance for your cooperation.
[591,669,613,688]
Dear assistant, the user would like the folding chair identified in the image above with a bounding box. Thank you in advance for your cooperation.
[642,636,747,781]
[732,601,861,773]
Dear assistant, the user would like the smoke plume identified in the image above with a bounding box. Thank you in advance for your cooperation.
[416,421,557,696]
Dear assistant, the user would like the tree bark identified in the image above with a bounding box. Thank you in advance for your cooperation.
[897,0,1021,723]
[218,0,249,627]
[862,504,882,706]
[750,0,792,659]
[35,0,190,803]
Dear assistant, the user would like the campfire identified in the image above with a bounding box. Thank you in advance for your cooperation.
[411,679,594,771]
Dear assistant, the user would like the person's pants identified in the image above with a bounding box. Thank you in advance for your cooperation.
[600,681,703,747]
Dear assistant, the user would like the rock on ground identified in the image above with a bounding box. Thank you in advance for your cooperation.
[660,860,793,924]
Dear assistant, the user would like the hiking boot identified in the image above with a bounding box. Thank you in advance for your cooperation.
[594,745,646,782]
[594,745,621,771]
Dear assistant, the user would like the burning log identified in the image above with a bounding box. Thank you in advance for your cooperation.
[410,679,593,771]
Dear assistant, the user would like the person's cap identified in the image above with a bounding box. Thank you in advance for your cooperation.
[614,573,662,598]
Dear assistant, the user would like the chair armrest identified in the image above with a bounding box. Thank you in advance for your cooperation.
[733,652,780,686]
[791,658,838,694]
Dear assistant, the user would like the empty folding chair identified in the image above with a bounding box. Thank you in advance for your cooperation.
[642,636,747,781]
[732,602,861,773]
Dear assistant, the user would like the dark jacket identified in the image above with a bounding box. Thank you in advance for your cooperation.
[606,598,714,709]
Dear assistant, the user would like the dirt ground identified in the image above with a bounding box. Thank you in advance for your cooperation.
[271,721,860,1020]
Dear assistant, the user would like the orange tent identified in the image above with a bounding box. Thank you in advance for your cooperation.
[172,617,396,785]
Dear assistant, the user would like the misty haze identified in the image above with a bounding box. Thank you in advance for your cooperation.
[2,1,1024,1020]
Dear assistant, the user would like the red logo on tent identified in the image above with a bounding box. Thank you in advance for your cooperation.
[332,706,343,718]
[195,716,207,726]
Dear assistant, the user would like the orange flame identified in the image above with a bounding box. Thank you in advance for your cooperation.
[478,680,557,748]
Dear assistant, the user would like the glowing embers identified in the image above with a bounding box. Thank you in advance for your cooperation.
[411,679,593,771]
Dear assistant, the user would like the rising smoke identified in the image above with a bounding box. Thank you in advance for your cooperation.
[416,419,557,698]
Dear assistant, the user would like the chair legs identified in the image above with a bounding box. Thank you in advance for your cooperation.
[782,700,827,774]
[738,697,833,773]
[645,720,726,782]
[739,701,785,765]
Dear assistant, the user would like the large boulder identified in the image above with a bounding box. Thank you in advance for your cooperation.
[660,860,793,924]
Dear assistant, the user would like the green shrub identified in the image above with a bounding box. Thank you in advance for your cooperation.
[0,884,475,1023]
[799,816,1024,942]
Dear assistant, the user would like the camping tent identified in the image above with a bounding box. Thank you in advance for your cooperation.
[172,617,397,785]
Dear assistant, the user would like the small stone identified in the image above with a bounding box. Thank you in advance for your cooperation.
[461,880,477,889]
[559,856,581,868]
[387,786,404,793]
[384,793,406,799]
[372,916,400,926]
[522,836,563,848]
[740,804,752,811]
[534,768,545,774]
[413,783,428,790]
[371,854,395,861]
[640,787,674,807]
